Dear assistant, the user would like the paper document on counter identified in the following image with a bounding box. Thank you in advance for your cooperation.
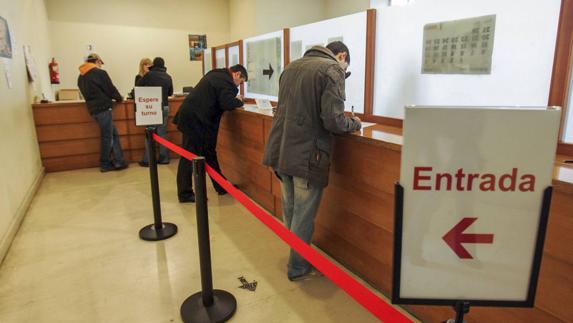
[255,98,273,109]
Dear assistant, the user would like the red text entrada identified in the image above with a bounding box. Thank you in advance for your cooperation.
[413,167,535,192]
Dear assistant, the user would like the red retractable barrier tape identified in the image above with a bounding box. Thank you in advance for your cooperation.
[153,134,411,323]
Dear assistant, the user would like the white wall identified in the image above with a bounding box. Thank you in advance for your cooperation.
[372,0,562,119]
[229,0,258,41]
[0,0,51,261]
[324,0,370,19]
[46,0,230,96]
[229,0,326,43]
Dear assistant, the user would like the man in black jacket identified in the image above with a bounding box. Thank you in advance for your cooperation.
[136,57,174,166]
[176,64,248,203]
[78,53,128,172]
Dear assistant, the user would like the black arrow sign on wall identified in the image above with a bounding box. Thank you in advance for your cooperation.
[263,63,274,79]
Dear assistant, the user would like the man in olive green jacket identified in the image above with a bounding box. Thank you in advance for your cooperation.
[262,42,361,281]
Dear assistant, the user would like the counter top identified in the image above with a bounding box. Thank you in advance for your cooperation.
[235,107,573,192]
[32,96,185,108]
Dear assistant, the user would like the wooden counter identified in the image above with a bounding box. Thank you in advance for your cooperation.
[32,98,184,171]
[32,100,572,322]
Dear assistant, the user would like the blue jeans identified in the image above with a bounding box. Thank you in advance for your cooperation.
[277,172,324,279]
[92,108,125,169]
[142,106,170,163]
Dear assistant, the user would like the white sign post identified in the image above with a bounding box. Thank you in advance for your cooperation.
[393,106,560,312]
[135,87,163,126]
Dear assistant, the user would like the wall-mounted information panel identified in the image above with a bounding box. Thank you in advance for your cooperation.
[243,30,284,100]
[422,15,496,74]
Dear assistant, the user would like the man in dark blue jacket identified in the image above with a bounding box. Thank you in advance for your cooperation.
[175,64,248,202]
[78,53,128,172]
[136,57,174,166]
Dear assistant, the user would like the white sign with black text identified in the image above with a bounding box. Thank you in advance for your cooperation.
[135,87,163,126]
[398,106,560,302]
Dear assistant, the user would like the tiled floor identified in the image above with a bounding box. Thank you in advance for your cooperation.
[0,163,416,322]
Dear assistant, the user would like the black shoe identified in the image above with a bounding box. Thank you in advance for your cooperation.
[178,195,196,203]
[115,163,129,171]
[158,159,170,165]
[100,167,115,173]
[138,161,149,167]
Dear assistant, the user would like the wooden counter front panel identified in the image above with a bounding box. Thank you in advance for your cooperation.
[33,100,183,171]
[218,110,273,212]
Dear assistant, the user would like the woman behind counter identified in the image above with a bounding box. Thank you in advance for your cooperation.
[135,58,152,85]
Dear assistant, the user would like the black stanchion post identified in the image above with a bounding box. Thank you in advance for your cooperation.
[446,301,469,323]
[139,127,177,241]
[180,157,236,323]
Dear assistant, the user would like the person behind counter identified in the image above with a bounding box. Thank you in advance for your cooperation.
[263,42,361,281]
[77,53,128,173]
[135,57,152,85]
[136,57,174,166]
[174,64,247,203]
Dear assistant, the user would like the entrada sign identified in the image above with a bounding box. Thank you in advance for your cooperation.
[393,106,560,306]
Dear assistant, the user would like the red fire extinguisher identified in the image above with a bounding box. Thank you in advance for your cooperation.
[49,57,60,84]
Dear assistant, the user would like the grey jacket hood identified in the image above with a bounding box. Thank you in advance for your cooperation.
[303,46,339,61]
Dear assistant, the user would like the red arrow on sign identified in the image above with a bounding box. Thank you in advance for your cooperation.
[442,217,494,259]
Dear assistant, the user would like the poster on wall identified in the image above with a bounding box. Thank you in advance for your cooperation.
[422,15,496,74]
[0,16,13,59]
[189,34,207,61]
[23,45,39,82]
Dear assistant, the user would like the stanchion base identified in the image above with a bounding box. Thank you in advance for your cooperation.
[139,223,178,241]
[180,290,237,323]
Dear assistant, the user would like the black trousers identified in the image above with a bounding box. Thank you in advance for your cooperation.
[177,132,226,198]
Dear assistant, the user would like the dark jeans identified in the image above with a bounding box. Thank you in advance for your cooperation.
[177,132,226,199]
[142,106,170,163]
[277,172,324,279]
[92,108,125,169]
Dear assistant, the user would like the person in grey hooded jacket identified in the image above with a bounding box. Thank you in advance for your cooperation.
[262,42,361,281]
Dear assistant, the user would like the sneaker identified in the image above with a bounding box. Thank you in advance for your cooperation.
[288,269,323,282]
[178,195,196,203]
[138,161,149,167]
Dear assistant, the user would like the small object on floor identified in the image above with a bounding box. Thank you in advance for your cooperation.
[288,268,323,282]
[238,276,257,291]
[138,160,149,167]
